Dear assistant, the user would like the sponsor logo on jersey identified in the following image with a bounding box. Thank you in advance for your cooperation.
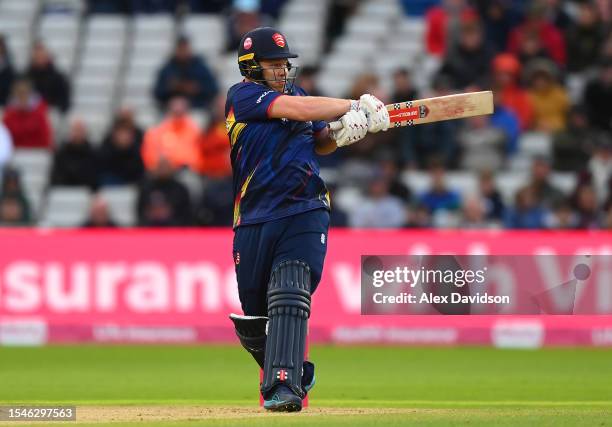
[256,90,274,104]
[243,37,252,50]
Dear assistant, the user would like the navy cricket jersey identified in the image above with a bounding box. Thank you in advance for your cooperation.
[225,81,330,228]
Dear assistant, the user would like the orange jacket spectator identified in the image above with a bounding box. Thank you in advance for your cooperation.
[3,79,52,149]
[498,86,534,131]
[141,97,201,171]
[196,121,231,178]
[492,54,534,130]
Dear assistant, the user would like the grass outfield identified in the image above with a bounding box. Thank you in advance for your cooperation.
[0,345,610,426]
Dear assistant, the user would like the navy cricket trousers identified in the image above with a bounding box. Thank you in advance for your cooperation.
[232,208,330,316]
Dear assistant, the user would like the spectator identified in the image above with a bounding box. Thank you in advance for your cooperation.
[2,78,52,149]
[86,0,131,13]
[515,29,551,65]
[490,90,521,155]
[196,95,231,178]
[106,107,144,147]
[441,20,493,89]
[402,74,462,168]
[507,3,566,66]
[82,195,117,228]
[552,106,595,171]
[261,0,289,19]
[137,157,192,226]
[0,122,14,172]
[25,41,71,113]
[419,162,461,213]
[572,183,599,228]
[50,118,98,189]
[141,96,201,172]
[153,36,219,110]
[391,68,418,103]
[565,1,605,73]
[478,169,505,220]
[588,133,612,204]
[602,32,612,58]
[226,0,266,52]
[583,58,612,132]
[194,97,233,226]
[296,66,322,97]
[350,173,406,228]
[459,114,506,170]
[97,118,145,186]
[405,202,432,228]
[130,0,176,13]
[530,156,565,208]
[504,186,546,229]
[526,59,569,132]
[460,194,500,229]
[0,35,15,106]
[492,53,534,130]
[0,167,32,226]
[545,200,578,229]
[476,0,523,53]
[324,0,360,51]
[425,0,477,57]
[378,153,411,203]
[542,0,572,30]
[602,202,612,229]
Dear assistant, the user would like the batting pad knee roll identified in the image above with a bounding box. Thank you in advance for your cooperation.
[229,314,268,369]
[261,260,311,398]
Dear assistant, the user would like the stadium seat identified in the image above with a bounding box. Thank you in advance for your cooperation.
[496,173,528,204]
[518,132,553,158]
[98,186,138,226]
[40,187,92,227]
[181,14,226,60]
[10,149,53,216]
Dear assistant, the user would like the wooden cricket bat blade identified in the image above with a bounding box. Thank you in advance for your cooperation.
[329,91,493,131]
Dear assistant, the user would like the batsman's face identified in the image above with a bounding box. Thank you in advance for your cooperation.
[259,59,289,92]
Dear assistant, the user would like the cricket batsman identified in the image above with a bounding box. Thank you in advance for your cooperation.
[227,27,389,412]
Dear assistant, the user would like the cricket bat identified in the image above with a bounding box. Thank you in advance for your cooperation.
[329,90,493,131]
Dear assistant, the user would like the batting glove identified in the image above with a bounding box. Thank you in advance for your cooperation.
[331,110,369,147]
[359,94,389,133]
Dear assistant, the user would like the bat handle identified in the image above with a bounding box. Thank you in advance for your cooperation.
[328,121,342,131]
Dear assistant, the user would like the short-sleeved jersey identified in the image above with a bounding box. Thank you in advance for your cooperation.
[225,81,330,228]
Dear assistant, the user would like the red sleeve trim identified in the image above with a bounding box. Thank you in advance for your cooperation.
[266,94,285,118]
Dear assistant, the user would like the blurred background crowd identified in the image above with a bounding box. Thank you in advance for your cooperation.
[0,0,611,230]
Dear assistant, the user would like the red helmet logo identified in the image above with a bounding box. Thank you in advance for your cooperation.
[243,37,252,50]
[272,33,285,48]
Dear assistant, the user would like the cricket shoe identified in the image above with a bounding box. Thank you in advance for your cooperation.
[263,384,302,412]
[302,361,315,394]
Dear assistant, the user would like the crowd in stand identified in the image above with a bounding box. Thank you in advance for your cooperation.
[0,0,611,230]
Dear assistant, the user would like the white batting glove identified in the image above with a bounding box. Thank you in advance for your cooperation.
[331,110,368,147]
[358,94,389,133]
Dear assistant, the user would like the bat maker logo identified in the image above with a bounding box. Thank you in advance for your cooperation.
[392,105,429,119]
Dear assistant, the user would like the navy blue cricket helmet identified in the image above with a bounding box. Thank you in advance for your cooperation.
[238,27,298,90]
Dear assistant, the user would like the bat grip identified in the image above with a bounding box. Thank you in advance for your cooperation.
[328,121,342,131]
